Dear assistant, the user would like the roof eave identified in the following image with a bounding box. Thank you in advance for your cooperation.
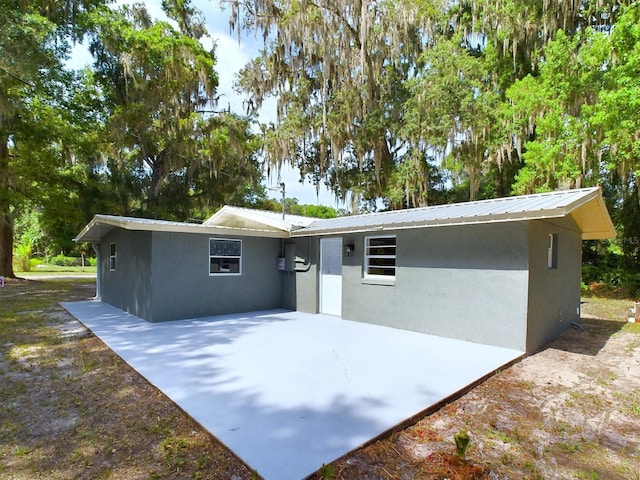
[292,210,569,237]
[205,206,295,232]
[565,190,616,240]
[75,215,290,242]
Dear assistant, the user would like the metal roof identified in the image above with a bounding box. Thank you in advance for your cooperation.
[75,188,615,243]
[203,205,317,232]
[74,213,293,243]
[292,187,615,240]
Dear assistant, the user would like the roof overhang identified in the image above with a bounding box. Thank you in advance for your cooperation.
[203,205,317,232]
[74,214,290,243]
[291,187,616,240]
[565,188,617,240]
[75,188,616,243]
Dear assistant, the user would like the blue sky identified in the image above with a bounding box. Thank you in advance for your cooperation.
[69,0,340,207]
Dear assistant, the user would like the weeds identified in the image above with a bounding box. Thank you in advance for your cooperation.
[316,463,336,480]
[489,428,520,445]
[454,430,471,460]
[575,470,600,480]
[79,351,99,373]
[160,436,189,470]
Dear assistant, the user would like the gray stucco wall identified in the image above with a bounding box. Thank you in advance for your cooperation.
[101,229,153,320]
[526,218,582,353]
[98,216,583,351]
[148,232,284,322]
[283,237,318,313]
[280,241,297,311]
[297,237,318,314]
[337,223,531,351]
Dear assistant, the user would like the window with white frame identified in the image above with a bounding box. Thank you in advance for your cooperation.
[548,233,558,269]
[109,243,117,271]
[364,235,396,278]
[209,238,242,275]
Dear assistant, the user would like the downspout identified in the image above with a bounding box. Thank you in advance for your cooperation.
[91,242,101,300]
[294,236,312,272]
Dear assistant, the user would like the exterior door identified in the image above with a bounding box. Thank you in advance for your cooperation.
[320,237,342,316]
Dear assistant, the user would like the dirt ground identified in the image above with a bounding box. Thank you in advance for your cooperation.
[322,300,640,480]
[1,278,639,480]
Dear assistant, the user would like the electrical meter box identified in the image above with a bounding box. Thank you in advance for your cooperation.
[277,244,296,271]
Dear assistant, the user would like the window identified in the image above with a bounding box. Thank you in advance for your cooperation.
[109,243,117,271]
[209,238,242,275]
[364,236,396,278]
[548,233,558,269]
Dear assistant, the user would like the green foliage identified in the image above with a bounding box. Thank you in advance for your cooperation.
[13,207,45,256]
[160,436,189,470]
[13,243,32,272]
[87,4,263,219]
[316,463,336,480]
[298,204,337,219]
[259,197,338,218]
[0,0,101,276]
[50,255,82,267]
[2,0,640,294]
[454,430,471,459]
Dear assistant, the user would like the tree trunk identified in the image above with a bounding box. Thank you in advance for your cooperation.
[0,138,15,278]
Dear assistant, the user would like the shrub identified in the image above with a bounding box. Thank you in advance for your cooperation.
[13,243,32,272]
[50,255,81,267]
[582,265,640,299]
[30,258,43,269]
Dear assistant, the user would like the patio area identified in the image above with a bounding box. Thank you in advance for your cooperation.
[61,301,523,480]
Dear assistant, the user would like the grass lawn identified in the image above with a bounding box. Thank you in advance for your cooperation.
[16,265,97,276]
[1,277,639,479]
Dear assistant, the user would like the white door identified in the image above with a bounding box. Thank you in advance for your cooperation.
[320,237,342,316]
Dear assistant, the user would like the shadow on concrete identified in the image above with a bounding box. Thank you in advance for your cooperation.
[61,301,523,480]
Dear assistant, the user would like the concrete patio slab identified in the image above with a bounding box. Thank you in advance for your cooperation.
[61,301,523,479]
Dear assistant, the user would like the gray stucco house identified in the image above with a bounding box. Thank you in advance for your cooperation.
[75,187,615,353]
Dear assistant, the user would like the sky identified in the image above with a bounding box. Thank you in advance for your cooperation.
[69,0,341,207]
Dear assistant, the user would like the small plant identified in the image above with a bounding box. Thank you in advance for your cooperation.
[14,445,31,456]
[454,430,471,460]
[575,470,600,480]
[80,352,99,373]
[160,436,188,470]
[317,463,335,480]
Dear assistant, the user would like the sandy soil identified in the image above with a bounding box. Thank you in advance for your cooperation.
[325,300,640,479]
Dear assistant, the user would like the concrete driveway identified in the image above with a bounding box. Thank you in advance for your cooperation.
[61,301,523,479]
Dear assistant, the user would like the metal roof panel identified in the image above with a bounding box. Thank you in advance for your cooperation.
[294,188,613,239]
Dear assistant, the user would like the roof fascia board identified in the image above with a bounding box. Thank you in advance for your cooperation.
[583,230,617,240]
[73,215,122,242]
[563,188,616,239]
[591,192,616,237]
[125,222,289,238]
